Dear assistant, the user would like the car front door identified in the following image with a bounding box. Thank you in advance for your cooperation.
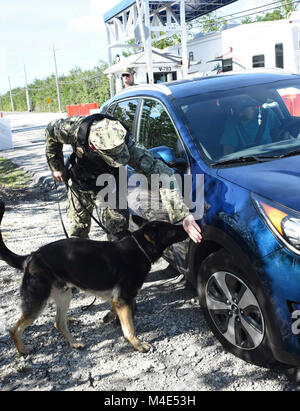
[134,98,191,272]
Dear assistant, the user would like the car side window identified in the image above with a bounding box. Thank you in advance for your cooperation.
[112,99,139,135]
[138,99,185,159]
[105,103,116,116]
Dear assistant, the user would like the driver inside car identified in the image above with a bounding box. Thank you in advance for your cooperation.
[221,96,283,155]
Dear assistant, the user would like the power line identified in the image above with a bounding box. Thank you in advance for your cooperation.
[211,0,292,20]
[26,73,104,91]
[190,0,300,30]
[2,70,106,98]
[28,83,56,91]
[58,72,104,84]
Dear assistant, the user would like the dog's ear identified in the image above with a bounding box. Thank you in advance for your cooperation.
[0,201,5,224]
[144,233,156,245]
[132,215,148,227]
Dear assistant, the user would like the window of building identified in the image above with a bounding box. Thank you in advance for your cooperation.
[148,71,177,84]
[275,43,284,68]
[252,54,265,68]
[222,58,233,72]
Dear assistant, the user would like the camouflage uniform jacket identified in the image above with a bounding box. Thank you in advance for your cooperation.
[45,116,190,224]
[122,83,138,89]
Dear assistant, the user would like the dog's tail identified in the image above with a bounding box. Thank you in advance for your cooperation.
[0,201,28,270]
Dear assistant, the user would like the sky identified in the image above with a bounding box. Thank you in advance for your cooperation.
[0,0,263,95]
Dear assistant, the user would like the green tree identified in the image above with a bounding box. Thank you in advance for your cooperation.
[242,0,297,24]
[152,33,182,49]
[197,14,227,33]
[1,61,110,113]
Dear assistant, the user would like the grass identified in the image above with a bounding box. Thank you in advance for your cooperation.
[0,157,31,189]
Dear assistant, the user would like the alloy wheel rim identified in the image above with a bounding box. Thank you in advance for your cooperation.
[205,271,265,350]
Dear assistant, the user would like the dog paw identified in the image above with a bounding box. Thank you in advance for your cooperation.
[70,341,85,350]
[136,341,152,353]
[19,344,33,356]
[103,311,116,324]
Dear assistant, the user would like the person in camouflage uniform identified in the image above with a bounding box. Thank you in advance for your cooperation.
[45,115,202,243]
[121,67,138,89]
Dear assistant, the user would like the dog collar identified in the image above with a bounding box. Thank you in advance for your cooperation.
[130,234,153,265]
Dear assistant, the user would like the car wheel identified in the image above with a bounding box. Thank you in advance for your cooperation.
[197,248,284,368]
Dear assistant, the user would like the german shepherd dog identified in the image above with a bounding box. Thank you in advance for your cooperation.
[0,202,187,355]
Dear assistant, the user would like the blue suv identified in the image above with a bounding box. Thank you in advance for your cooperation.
[100,71,300,368]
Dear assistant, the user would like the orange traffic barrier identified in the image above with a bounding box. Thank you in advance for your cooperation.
[66,103,99,117]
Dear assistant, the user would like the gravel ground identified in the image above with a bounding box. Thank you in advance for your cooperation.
[0,186,299,392]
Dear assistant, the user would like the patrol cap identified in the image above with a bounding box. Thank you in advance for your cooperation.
[89,118,130,167]
[122,66,135,75]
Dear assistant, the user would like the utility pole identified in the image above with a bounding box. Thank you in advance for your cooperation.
[8,77,14,112]
[136,0,154,85]
[180,0,188,79]
[52,44,62,113]
[24,65,31,112]
[106,25,115,97]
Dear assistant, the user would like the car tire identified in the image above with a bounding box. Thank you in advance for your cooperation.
[197,248,286,368]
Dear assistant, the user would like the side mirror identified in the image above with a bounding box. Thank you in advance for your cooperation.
[150,145,176,163]
[150,145,187,171]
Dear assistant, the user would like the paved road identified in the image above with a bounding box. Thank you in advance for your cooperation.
[1,112,68,187]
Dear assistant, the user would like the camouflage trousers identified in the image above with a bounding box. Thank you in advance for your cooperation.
[67,180,170,239]
[127,186,169,223]
[67,179,129,239]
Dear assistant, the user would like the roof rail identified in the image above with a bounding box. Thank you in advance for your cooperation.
[221,68,296,76]
[117,83,173,96]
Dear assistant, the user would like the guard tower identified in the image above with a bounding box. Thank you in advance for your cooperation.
[103,0,237,95]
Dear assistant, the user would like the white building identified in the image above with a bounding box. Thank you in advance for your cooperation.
[168,12,300,76]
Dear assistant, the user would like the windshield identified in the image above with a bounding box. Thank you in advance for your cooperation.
[177,78,300,165]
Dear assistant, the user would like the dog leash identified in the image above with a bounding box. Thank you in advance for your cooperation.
[54,179,113,236]
[55,181,154,262]
[54,181,99,311]
[65,180,111,236]
[54,181,69,238]
[130,233,153,265]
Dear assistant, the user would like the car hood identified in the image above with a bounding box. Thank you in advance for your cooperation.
[217,155,300,212]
